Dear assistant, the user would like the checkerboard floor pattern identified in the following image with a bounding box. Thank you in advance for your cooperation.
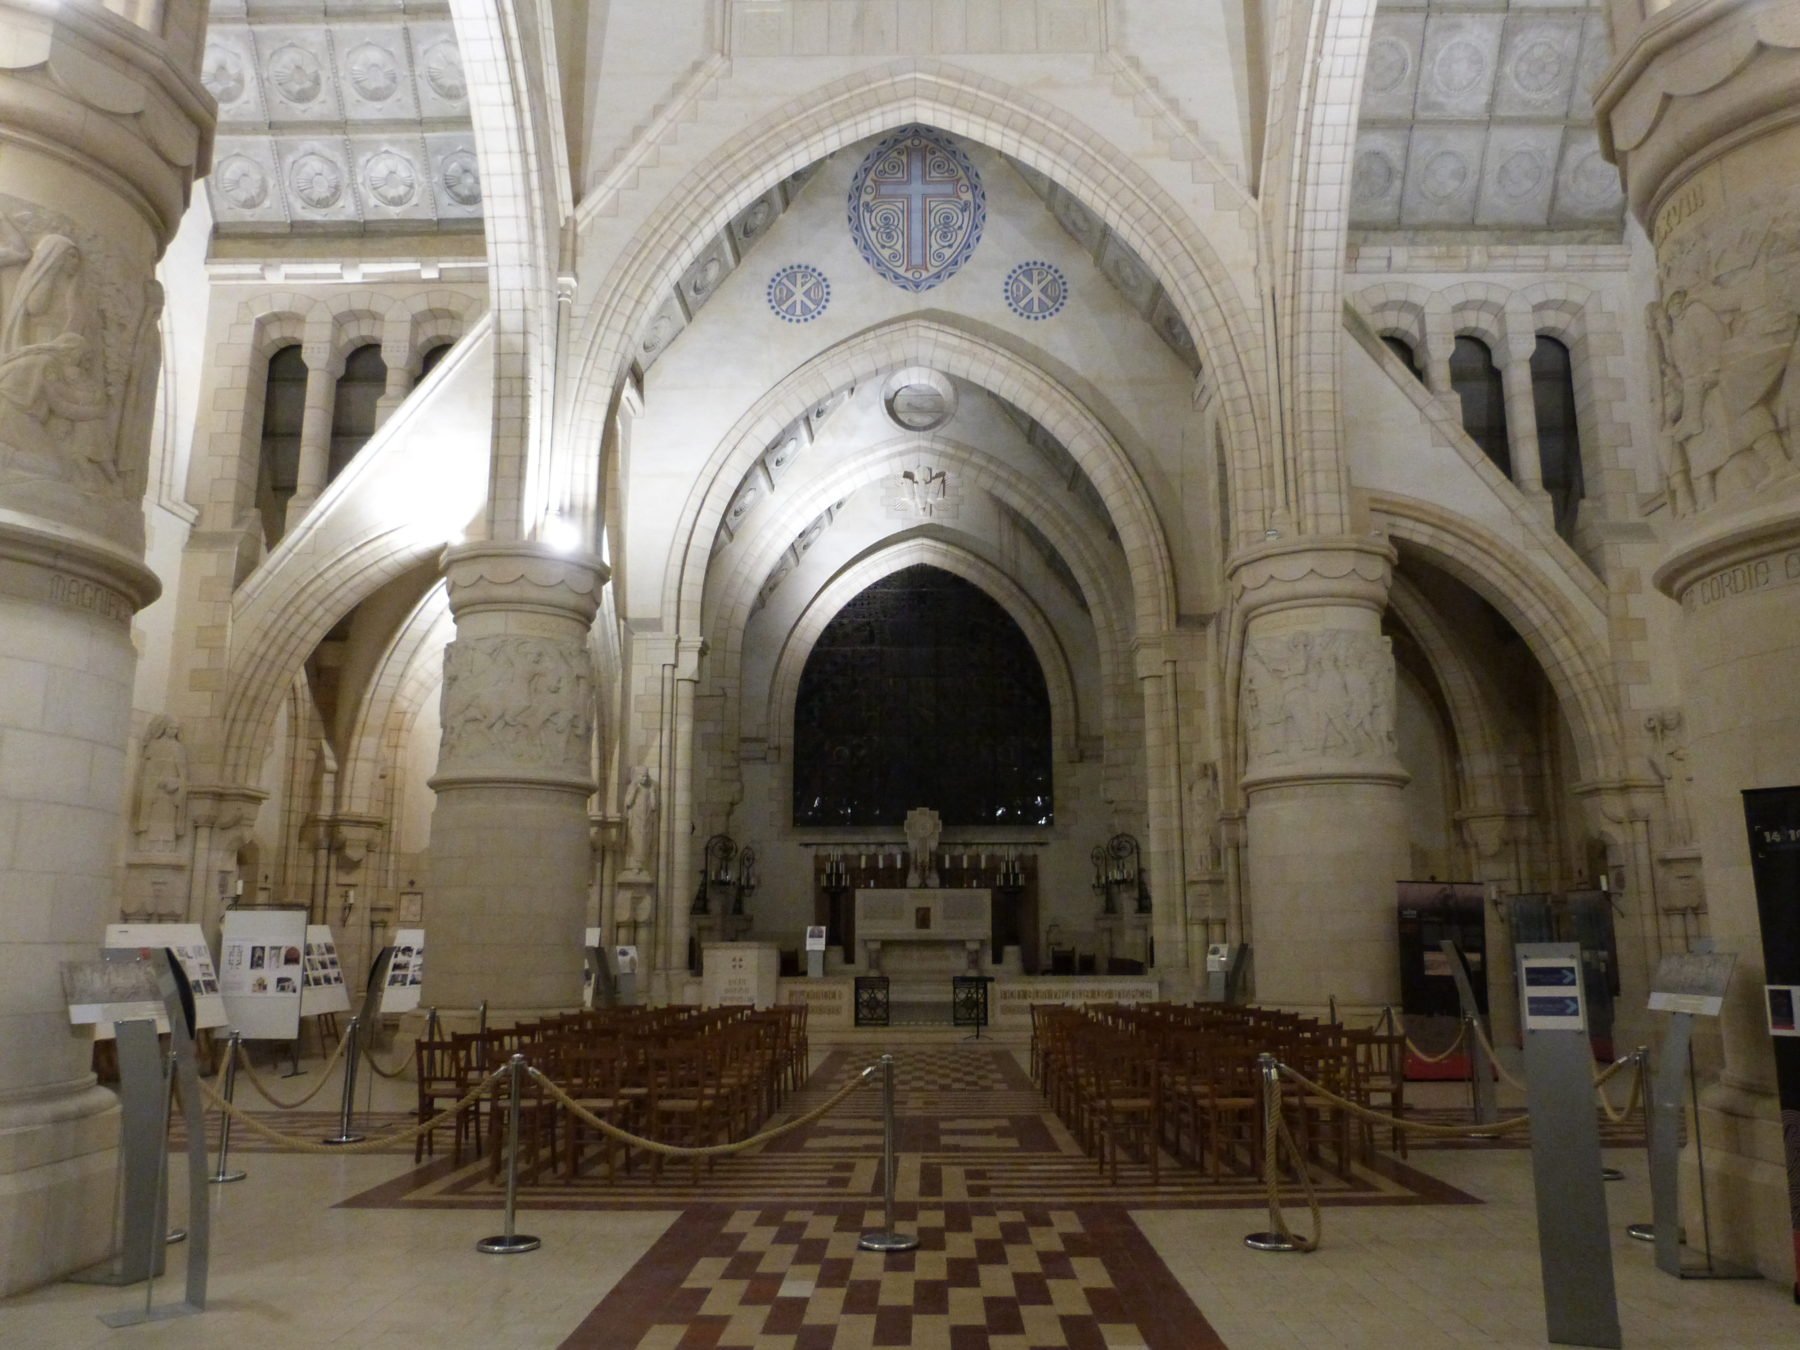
[560,1202,1226,1349]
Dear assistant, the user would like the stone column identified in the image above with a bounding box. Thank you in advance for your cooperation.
[373,342,413,429]
[1500,327,1548,503]
[0,0,211,1296]
[424,542,607,1013]
[1596,0,1800,1279]
[1232,538,1409,1016]
[1134,633,1190,992]
[286,348,340,529]
[653,637,704,1002]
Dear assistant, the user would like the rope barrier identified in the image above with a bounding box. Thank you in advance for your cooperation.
[361,1038,420,1080]
[1258,1065,1321,1252]
[198,1066,504,1155]
[1464,1018,1528,1091]
[1594,1053,1645,1125]
[1275,1062,1534,1138]
[528,1064,877,1159]
[1401,1022,1467,1064]
[231,1024,356,1110]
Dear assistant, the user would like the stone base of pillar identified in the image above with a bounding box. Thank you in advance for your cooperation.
[0,1086,121,1296]
[1681,1085,1792,1281]
[1246,778,1408,1011]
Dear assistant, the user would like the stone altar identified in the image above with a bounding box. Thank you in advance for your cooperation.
[855,887,989,975]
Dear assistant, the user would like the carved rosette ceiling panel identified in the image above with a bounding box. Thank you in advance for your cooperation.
[202,11,477,234]
[0,193,158,544]
[437,635,595,780]
[1352,2,1624,236]
[1242,630,1400,770]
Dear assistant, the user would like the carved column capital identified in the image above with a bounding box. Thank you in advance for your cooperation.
[442,541,609,627]
[1228,535,1395,622]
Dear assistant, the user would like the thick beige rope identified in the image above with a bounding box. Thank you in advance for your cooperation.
[1260,1073,1321,1252]
[1464,1017,1528,1091]
[362,1038,419,1080]
[1402,1021,1467,1064]
[1276,1062,1533,1137]
[1594,1053,1645,1124]
[232,1025,355,1110]
[528,1064,877,1158]
[198,1066,504,1155]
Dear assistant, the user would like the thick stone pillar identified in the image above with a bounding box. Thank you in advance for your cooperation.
[0,0,211,1295]
[1233,538,1409,1015]
[424,542,607,1012]
[1134,633,1191,993]
[1597,0,1800,1280]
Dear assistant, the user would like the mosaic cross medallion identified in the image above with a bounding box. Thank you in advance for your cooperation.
[767,264,831,323]
[849,125,985,293]
[1005,261,1068,320]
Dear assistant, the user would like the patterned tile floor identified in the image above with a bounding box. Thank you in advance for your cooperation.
[5,1038,1794,1349]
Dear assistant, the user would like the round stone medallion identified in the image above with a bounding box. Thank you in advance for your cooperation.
[1004,262,1067,321]
[766,264,831,323]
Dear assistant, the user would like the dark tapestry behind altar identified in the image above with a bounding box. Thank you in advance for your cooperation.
[793,565,1053,827]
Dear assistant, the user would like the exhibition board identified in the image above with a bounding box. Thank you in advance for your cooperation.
[219,909,308,1040]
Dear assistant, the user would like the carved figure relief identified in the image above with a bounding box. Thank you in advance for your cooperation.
[133,716,189,850]
[1646,710,1695,849]
[621,767,659,879]
[1656,189,1800,513]
[1242,630,1397,766]
[438,634,594,774]
[0,208,123,497]
[1184,759,1223,874]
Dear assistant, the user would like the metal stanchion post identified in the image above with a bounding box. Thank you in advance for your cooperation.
[859,1055,918,1252]
[322,1015,367,1145]
[1246,1053,1302,1252]
[1628,1046,1657,1242]
[478,1054,541,1254]
[210,1031,248,1184]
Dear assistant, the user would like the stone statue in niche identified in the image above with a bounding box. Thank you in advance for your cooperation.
[1183,759,1222,873]
[133,716,189,850]
[1646,710,1696,849]
[621,767,659,880]
[439,634,594,773]
[904,806,942,888]
[1242,630,1396,765]
[1656,193,1800,512]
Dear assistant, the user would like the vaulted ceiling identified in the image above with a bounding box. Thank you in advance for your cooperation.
[1351,0,1626,237]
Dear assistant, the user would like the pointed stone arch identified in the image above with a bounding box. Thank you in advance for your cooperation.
[562,60,1264,547]
[664,319,1176,645]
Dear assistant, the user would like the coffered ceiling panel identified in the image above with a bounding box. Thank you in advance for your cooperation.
[1352,1,1625,237]
[201,4,480,235]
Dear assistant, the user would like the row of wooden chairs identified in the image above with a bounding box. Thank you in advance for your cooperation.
[412,1003,810,1185]
[1030,1002,1408,1184]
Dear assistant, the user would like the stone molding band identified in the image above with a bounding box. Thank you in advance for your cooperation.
[0,517,159,617]
[1228,535,1396,621]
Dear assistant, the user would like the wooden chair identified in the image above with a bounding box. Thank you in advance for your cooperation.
[559,1040,634,1182]
[413,1036,474,1163]
[1349,1027,1408,1158]
[645,1037,722,1184]
[1085,1032,1162,1185]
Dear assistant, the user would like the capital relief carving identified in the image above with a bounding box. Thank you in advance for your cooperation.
[438,634,594,779]
[0,199,154,544]
[1241,630,1398,769]
[1652,185,1800,515]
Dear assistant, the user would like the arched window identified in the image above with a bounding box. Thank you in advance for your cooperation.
[1531,336,1584,542]
[256,344,307,545]
[1382,335,1425,384]
[792,565,1053,827]
[328,344,387,480]
[1449,336,1511,476]
[418,340,454,380]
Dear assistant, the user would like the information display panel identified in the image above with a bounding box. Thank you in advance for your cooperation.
[381,927,425,1013]
[299,924,352,1016]
[219,909,308,1039]
[100,923,229,1036]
